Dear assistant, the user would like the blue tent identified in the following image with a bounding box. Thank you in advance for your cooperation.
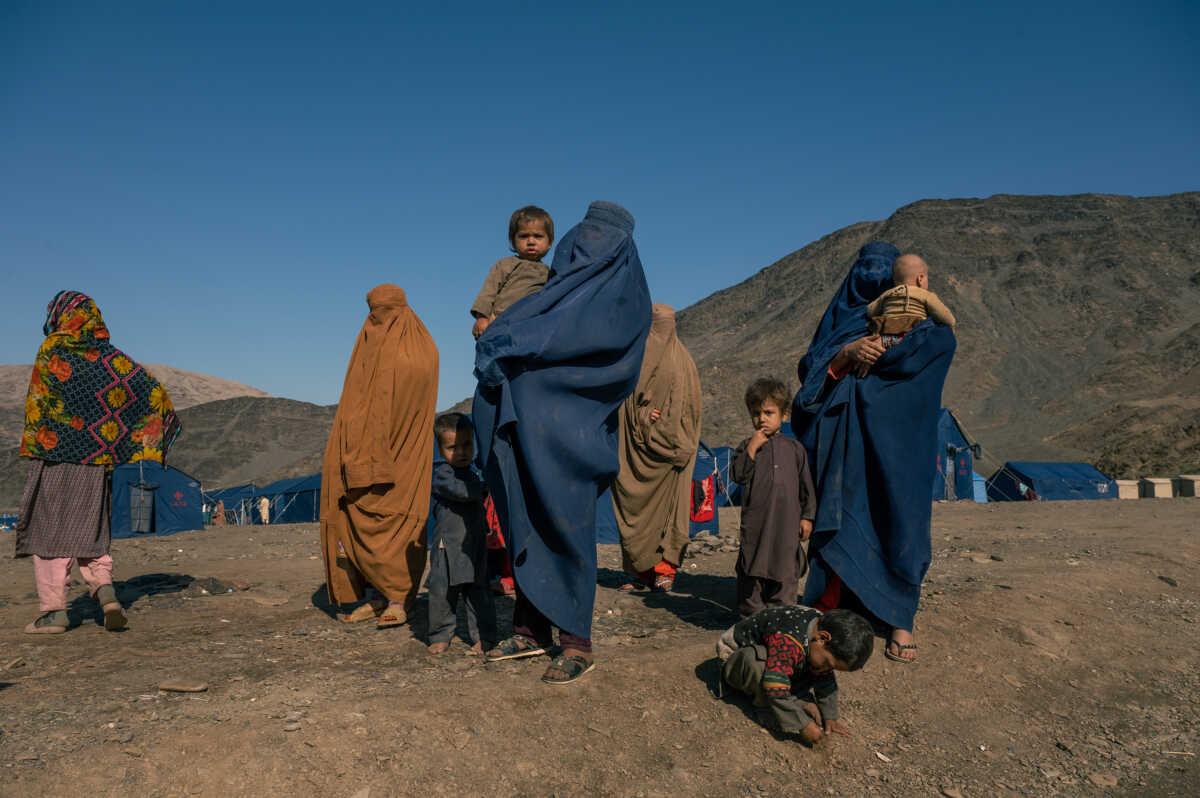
[706,445,740,507]
[254,474,321,524]
[932,409,979,501]
[595,439,721,544]
[972,471,988,503]
[987,462,1117,502]
[203,483,257,524]
[111,462,205,538]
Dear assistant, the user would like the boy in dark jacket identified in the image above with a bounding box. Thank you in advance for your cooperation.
[428,413,498,654]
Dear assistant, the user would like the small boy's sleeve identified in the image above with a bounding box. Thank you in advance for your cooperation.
[730,439,755,485]
[470,259,512,319]
[812,673,839,722]
[924,292,956,328]
[796,444,817,521]
[431,464,483,503]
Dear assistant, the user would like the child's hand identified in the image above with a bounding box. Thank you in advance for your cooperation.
[747,428,770,459]
[823,719,851,737]
[799,519,813,541]
[797,721,824,745]
[649,409,662,424]
[472,317,490,339]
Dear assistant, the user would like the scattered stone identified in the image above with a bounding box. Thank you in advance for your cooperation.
[4,657,25,671]
[941,788,964,798]
[122,749,142,758]
[990,554,1004,561]
[349,789,370,798]
[1087,773,1118,787]
[283,722,301,732]
[865,768,881,778]
[1001,673,1023,688]
[586,724,611,737]
[284,711,306,722]
[249,595,289,607]
[114,731,134,743]
[1158,575,1178,587]
[159,679,208,693]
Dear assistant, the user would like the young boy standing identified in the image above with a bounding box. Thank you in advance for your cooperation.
[470,206,554,339]
[427,413,498,654]
[731,378,817,618]
[716,605,874,743]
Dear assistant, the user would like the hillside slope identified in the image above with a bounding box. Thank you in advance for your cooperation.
[676,192,1200,477]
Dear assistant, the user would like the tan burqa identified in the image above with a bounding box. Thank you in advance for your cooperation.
[320,285,439,607]
[613,304,702,573]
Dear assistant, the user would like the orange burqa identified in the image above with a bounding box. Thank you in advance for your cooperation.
[320,285,439,607]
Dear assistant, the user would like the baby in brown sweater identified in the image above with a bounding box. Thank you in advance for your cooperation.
[858,254,956,377]
[470,206,554,339]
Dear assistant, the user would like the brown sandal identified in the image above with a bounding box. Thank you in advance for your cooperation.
[340,600,386,623]
[376,604,408,629]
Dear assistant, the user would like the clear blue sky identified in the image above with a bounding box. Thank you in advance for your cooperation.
[2,1,1197,407]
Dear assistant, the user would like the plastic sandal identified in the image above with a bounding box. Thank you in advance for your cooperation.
[541,654,596,685]
[484,635,548,662]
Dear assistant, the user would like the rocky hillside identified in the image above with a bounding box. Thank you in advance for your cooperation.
[4,192,1196,508]
[675,192,1200,478]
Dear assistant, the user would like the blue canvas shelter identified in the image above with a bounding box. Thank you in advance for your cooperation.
[111,461,205,538]
[987,462,1117,502]
[254,474,321,524]
[203,483,257,524]
[932,408,979,501]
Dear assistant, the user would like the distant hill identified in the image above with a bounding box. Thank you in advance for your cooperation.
[0,365,271,509]
[3,192,1197,509]
[674,192,1200,478]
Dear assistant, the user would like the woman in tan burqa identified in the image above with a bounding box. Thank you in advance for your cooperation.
[612,303,702,592]
[320,285,438,628]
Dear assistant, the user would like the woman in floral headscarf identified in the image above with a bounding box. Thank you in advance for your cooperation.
[16,290,180,634]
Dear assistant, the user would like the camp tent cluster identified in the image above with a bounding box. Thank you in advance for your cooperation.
[8,406,1135,543]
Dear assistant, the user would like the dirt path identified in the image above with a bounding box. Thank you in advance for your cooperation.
[1,500,1197,797]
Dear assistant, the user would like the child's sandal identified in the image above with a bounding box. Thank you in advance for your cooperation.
[484,635,548,662]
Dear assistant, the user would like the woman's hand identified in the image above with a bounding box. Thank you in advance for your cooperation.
[833,336,885,372]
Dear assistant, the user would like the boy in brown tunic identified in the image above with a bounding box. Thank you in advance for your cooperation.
[731,378,816,618]
[470,205,554,339]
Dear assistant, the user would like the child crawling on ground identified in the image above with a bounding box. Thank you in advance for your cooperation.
[858,253,956,377]
[427,413,498,654]
[731,378,816,618]
[716,605,874,744]
[470,205,554,339]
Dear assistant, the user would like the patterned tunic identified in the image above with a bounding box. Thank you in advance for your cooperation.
[732,604,839,726]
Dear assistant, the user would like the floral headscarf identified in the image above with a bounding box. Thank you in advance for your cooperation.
[21,290,181,467]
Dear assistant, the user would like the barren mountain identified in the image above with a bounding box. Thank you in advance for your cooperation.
[0,363,269,412]
[3,192,1196,510]
[675,192,1200,478]
[0,366,271,508]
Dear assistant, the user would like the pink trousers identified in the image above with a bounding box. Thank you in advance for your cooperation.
[33,554,114,612]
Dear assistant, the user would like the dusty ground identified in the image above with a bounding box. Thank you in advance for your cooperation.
[0,500,1197,797]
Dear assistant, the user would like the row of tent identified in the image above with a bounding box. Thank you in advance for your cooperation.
[95,407,1118,541]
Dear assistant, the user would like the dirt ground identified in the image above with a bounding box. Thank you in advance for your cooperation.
[0,499,1197,798]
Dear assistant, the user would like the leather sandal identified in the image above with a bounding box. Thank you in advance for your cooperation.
[541,654,595,685]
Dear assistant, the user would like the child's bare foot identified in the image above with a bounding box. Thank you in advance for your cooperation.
[467,641,484,656]
[428,641,450,655]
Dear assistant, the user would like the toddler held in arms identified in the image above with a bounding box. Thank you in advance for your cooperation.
[859,253,956,377]
[470,206,554,339]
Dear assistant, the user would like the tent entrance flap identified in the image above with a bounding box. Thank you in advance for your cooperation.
[130,482,157,534]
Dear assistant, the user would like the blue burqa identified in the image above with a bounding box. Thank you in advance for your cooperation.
[791,242,956,632]
[473,202,651,639]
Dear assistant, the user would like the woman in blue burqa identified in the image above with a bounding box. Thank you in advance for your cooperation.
[473,201,651,685]
[791,242,956,664]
